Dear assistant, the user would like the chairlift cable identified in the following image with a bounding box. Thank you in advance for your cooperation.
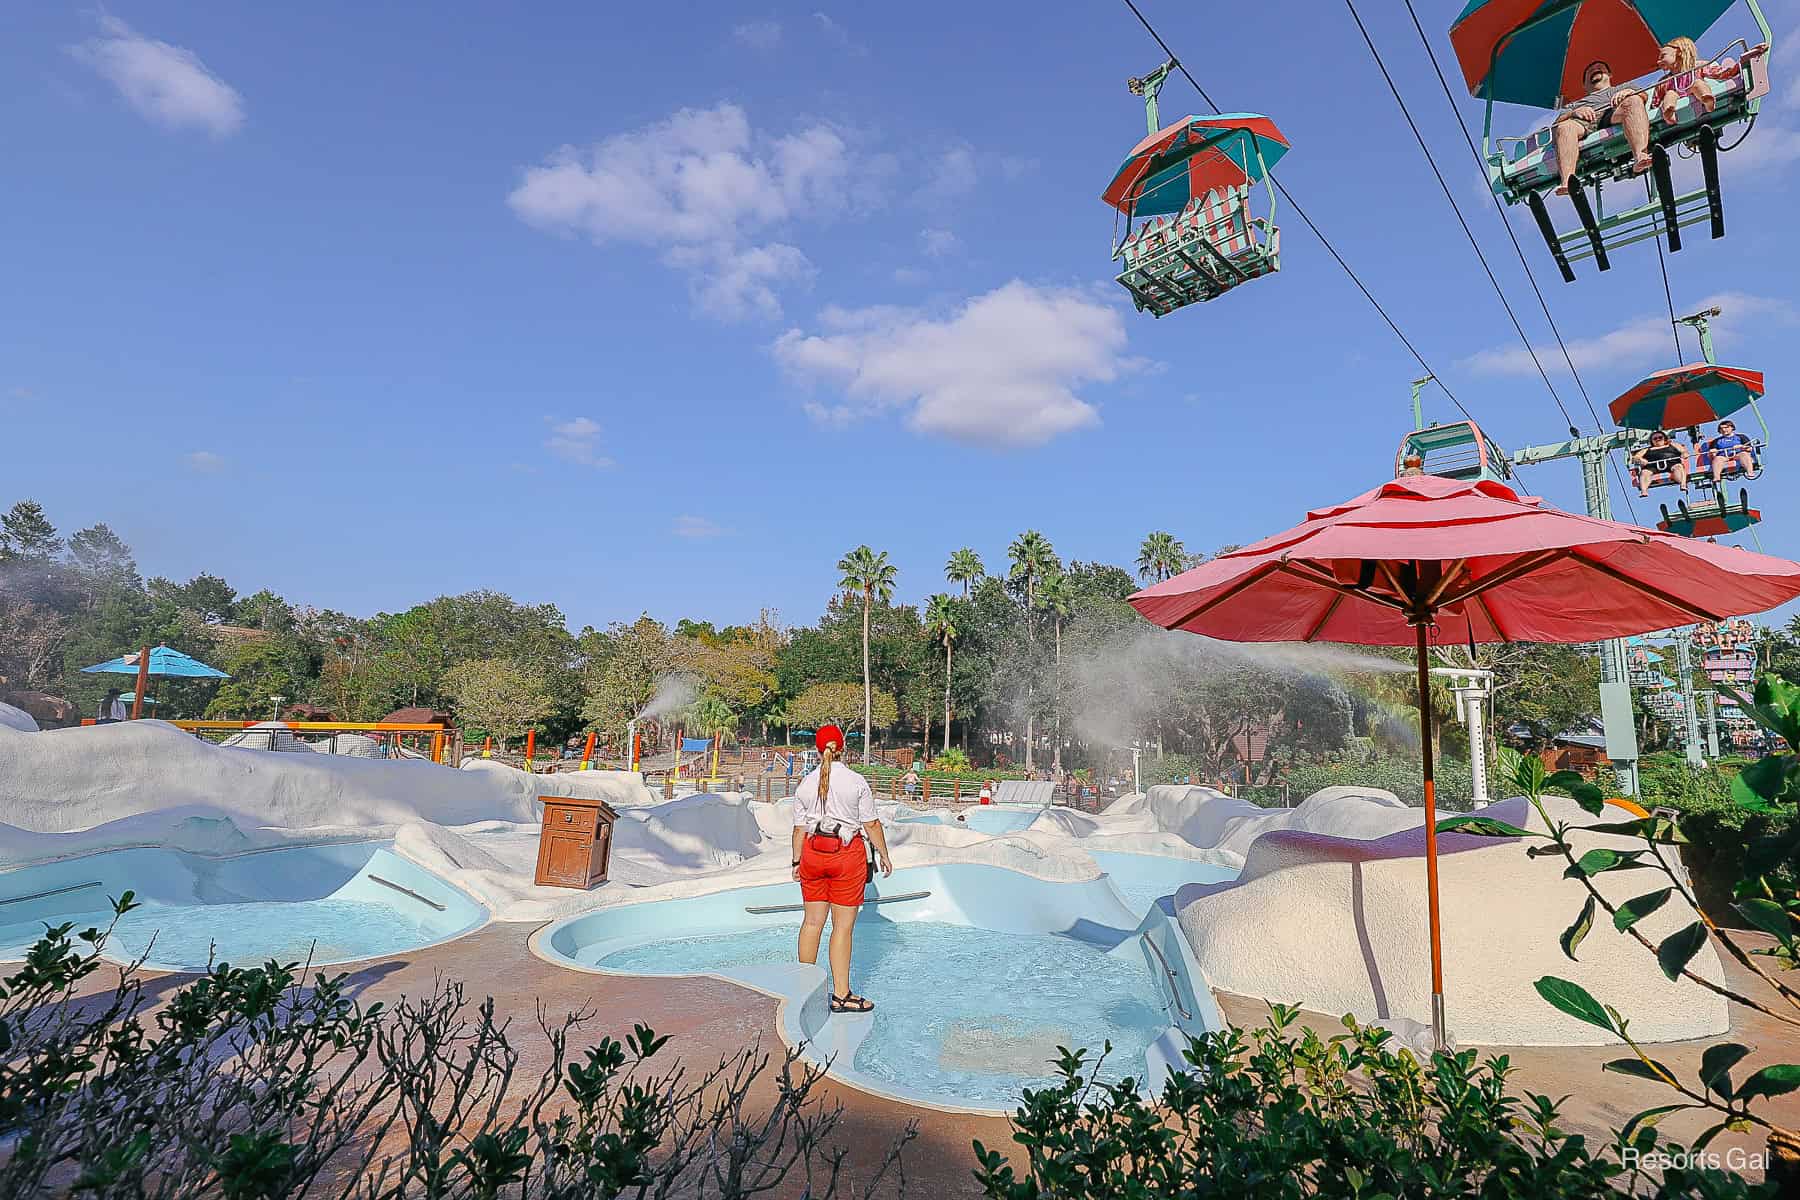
[1118,0,1485,431]
[1654,233,1686,365]
[1345,0,1581,442]
[1390,0,1642,522]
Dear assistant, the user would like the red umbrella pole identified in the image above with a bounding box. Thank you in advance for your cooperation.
[1415,622,1447,1050]
[131,646,150,721]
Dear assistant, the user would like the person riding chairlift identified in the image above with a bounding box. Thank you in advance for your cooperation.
[1629,429,1689,498]
[1702,418,1757,488]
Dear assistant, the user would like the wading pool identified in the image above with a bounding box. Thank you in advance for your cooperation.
[0,842,487,972]
[533,863,1219,1112]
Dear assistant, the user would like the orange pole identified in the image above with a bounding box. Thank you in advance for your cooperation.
[1415,621,1446,1050]
[481,736,492,758]
[131,645,150,720]
[525,729,536,774]
[581,731,597,769]
[430,732,444,763]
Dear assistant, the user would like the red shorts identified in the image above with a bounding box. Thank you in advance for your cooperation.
[798,834,868,906]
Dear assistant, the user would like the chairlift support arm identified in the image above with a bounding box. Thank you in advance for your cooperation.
[1129,60,1176,136]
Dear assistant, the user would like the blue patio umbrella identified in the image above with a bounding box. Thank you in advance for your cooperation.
[81,645,229,680]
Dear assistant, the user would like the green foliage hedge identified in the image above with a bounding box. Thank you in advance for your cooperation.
[1630,752,1799,920]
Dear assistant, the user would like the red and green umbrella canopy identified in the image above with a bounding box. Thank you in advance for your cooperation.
[1102,114,1290,217]
[1450,0,1737,107]
[1609,363,1764,430]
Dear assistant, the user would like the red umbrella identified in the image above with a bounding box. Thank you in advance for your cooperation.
[1129,474,1800,1045]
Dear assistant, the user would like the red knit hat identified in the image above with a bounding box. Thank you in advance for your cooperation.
[815,724,844,753]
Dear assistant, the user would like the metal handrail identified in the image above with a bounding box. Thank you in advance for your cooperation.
[745,890,930,916]
[0,880,102,908]
[367,874,446,912]
[1140,932,1193,1020]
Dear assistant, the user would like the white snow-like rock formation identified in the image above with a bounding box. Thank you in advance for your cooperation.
[0,703,38,734]
[0,724,1734,1045]
[1138,789,1728,1046]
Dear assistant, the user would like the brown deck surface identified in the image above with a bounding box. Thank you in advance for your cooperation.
[50,922,1800,1193]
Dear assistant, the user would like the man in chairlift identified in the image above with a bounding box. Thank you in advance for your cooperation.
[1702,418,1757,487]
[1629,430,1688,498]
[1553,60,1652,197]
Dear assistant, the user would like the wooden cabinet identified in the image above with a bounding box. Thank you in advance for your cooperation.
[534,795,618,889]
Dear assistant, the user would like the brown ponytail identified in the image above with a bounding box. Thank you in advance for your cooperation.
[818,744,835,803]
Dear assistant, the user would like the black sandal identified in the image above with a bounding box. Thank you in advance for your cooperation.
[830,992,875,1014]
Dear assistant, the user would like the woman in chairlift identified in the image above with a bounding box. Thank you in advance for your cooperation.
[1629,430,1689,497]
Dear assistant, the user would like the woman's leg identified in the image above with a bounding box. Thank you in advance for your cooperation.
[798,901,830,965]
[826,903,861,998]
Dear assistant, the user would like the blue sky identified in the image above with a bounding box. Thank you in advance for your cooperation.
[6,1,1800,632]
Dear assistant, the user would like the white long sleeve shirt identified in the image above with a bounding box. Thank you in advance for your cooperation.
[792,763,877,843]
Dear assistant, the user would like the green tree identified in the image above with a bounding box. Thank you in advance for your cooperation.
[441,657,553,752]
[945,548,985,597]
[65,524,140,611]
[1038,572,1074,773]
[836,545,896,763]
[1494,644,1603,751]
[1007,530,1057,770]
[686,694,735,777]
[791,680,895,733]
[924,594,960,754]
[580,617,697,742]
[1136,531,1187,584]
[0,500,62,564]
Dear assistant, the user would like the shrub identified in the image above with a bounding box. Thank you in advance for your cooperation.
[977,1006,1771,1198]
[0,899,911,1200]
[1280,753,1483,811]
[1629,754,1799,920]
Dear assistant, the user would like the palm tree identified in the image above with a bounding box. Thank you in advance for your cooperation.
[924,593,960,754]
[688,694,735,783]
[764,697,794,746]
[837,545,897,762]
[945,548,985,597]
[1038,572,1074,774]
[1137,531,1187,583]
[1007,530,1057,770]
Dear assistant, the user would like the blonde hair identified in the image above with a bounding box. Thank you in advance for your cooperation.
[818,742,836,803]
[1667,37,1699,73]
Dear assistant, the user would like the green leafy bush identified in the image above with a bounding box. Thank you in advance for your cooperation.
[1281,754,1483,811]
[1630,753,1799,919]
[976,1006,1771,1198]
[0,901,911,1199]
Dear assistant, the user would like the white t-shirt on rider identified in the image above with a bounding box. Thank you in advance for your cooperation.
[792,762,878,844]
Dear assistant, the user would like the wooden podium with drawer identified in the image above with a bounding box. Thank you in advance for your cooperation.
[534,795,619,889]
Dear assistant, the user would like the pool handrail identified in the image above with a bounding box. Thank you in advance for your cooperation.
[1140,930,1194,1020]
[744,890,931,915]
[0,879,103,908]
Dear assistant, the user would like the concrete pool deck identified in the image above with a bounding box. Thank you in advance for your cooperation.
[48,919,1800,1191]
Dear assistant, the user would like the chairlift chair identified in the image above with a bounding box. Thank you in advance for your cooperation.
[1450,0,1774,282]
[1394,420,1515,485]
[1102,62,1288,316]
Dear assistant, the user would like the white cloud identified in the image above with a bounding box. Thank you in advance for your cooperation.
[1463,290,1797,375]
[545,416,612,467]
[917,145,977,205]
[812,12,868,55]
[772,281,1128,447]
[673,515,727,539]
[185,450,225,472]
[71,17,244,137]
[507,103,858,320]
[919,228,959,258]
[732,20,782,50]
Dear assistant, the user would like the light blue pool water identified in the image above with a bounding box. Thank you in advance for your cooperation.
[1089,851,1239,917]
[0,842,487,972]
[539,863,1218,1112]
[897,806,1043,836]
[600,916,1164,1107]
